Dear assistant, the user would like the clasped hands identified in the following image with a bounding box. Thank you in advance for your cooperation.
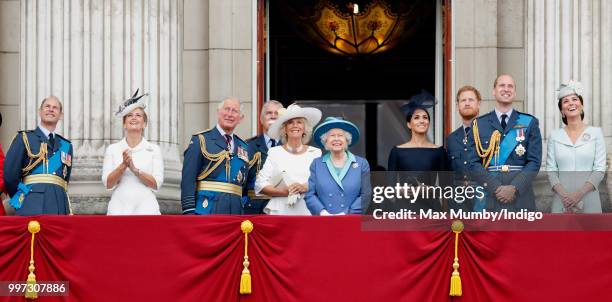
[121,149,139,175]
[495,185,517,204]
[558,190,585,213]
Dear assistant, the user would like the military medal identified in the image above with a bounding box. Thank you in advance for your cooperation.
[61,152,72,166]
[236,170,244,184]
[515,128,526,156]
[515,144,526,156]
[237,147,249,162]
[352,162,359,169]
[515,128,525,142]
[63,165,68,178]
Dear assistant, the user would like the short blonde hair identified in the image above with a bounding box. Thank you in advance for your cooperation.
[279,118,313,145]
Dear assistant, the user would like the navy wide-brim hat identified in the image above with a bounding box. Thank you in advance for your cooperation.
[313,117,360,148]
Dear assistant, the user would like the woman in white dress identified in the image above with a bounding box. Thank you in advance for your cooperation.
[547,81,607,213]
[102,89,164,215]
[255,104,322,215]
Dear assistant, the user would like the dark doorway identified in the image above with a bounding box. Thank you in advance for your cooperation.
[267,0,437,168]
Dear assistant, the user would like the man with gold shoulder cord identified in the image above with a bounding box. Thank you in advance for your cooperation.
[4,96,74,215]
[180,97,252,215]
[469,75,542,211]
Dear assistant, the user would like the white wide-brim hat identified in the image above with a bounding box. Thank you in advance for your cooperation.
[268,103,322,140]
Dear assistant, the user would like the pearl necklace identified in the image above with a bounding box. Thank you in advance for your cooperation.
[286,144,304,154]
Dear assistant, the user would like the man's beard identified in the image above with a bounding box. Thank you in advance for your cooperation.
[460,110,479,121]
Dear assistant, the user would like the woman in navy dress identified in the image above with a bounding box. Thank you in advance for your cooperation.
[387,91,449,211]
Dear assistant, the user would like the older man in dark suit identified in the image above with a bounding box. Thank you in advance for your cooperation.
[244,100,284,214]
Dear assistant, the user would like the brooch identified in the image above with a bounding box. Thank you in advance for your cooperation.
[202,198,209,209]
[582,133,591,141]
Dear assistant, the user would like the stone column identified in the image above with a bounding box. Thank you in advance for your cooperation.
[526,0,612,141]
[20,0,183,213]
[182,0,255,147]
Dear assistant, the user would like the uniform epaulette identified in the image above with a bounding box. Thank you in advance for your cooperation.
[233,135,247,144]
[517,111,536,118]
[193,128,212,136]
[55,133,71,143]
[477,111,495,120]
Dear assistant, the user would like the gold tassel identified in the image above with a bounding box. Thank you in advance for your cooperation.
[449,220,464,297]
[25,221,41,300]
[240,220,254,295]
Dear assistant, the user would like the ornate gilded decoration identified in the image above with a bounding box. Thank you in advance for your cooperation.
[284,0,427,56]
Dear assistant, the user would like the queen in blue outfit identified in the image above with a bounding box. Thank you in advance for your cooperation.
[305,117,371,215]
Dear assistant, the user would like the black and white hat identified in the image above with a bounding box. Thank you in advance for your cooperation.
[115,89,148,118]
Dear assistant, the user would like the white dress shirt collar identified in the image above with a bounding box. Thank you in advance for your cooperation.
[215,124,235,153]
[38,125,55,138]
[494,108,514,124]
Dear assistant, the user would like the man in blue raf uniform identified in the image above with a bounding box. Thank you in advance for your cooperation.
[181,97,252,215]
[446,86,481,211]
[244,100,283,214]
[4,96,74,215]
[469,74,542,211]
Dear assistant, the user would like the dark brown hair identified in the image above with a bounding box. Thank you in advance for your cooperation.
[557,95,584,125]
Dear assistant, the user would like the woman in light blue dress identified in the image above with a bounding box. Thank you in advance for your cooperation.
[546,81,607,213]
